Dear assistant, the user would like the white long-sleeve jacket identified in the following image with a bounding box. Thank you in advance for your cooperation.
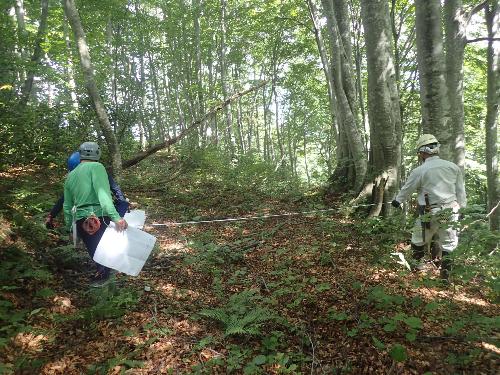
[395,156,467,208]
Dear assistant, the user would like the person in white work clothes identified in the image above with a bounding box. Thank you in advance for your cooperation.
[391,134,467,280]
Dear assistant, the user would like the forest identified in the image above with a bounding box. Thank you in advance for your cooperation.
[0,0,499,374]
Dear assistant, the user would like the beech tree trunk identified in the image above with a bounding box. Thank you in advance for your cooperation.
[415,0,452,160]
[306,0,339,159]
[220,0,234,156]
[444,0,466,170]
[62,13,78,110]
[62,0,122,174]
[194,0,205,145]
[321,0,367,194]
[14,0,28,82]
[360,0,402,217]
[485,0,500,231]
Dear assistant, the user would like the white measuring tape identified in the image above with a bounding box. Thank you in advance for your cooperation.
[149,203,391,227]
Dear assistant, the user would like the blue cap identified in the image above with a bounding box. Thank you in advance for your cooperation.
[67,151,81,171]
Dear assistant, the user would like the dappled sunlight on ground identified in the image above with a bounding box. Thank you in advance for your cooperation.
[415,286,492,308]
[12,332,48,353]
[158,239,185,252]
[41,356,81,374]
[51,295,76,314]
[1,162,498,374]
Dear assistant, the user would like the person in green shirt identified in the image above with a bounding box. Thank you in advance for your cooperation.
[63,142,128,287]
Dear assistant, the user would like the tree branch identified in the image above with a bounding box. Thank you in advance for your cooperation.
[466,37,500,44]
[122,81,268,169]
[465,0,488,27]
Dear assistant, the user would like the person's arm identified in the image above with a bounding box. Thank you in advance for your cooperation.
[63,181,74,231]
[108,174,129,216]
[45,195,65,229]
[108,174,126,202]
[49,195,65,218]
[394,168,421,204]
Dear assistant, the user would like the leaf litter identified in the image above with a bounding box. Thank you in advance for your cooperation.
[0,163,498,374]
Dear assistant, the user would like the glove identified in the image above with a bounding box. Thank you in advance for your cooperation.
[391,200,401,208]
[45,214,54,229]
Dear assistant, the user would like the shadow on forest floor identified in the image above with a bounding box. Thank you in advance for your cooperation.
[0,160,498,374]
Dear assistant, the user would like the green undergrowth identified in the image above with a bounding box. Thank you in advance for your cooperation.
[0,153,498,374]
[122,147,312,220]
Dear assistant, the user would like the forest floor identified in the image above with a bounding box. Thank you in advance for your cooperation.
[0,153,498,374]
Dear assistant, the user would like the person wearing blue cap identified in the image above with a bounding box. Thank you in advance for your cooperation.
[45,151,129,229]
[63,142,129,287]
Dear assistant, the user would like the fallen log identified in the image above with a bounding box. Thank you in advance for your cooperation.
[122,81,268,169]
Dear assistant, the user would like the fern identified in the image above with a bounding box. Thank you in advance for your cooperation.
[199,308,229,323]
[199,289,274,337]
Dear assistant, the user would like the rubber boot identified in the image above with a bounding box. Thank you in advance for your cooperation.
[411,244,426,271]
[411,244,425,260]
[440,251,452,281]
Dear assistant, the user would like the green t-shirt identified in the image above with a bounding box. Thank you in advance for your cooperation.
[63,161,121,230]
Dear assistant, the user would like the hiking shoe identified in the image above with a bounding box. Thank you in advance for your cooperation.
[90,274,116,288]
[90,277,111,288]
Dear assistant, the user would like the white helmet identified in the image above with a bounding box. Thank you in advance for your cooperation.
[79,142,101,161]
[416,134,439,154]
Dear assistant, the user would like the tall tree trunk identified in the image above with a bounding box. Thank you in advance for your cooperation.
[62,12,78,110]
[62,0,122,174]
[220,0,234,156]
[485,0,500,231]
[321,0,367,194]
[415,0,452,160]
[306,0,339,167]
[13,0,28,82]
[194,0,205,145]
[360,0,402,217]
[207,52,217,144]
[332,0,359,119]
[148,51,165,141]
[237,96,245,153]
[106,18,118,133]
[273,86,284,163]
[444,0,466,170]
[19,0,49,107]
[303,124,310,186]
[262,86,270,160]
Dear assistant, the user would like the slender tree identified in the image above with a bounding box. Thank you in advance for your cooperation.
[62,0,122,174]
[306,0,339,161]
[18,0,49,107]
[220,0,234,156]
[485,0,500,231]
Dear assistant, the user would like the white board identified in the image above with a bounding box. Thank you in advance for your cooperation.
[124,209,146,229]
[93,222,156,276]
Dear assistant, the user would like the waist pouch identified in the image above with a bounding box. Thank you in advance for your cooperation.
[82,215,101,235]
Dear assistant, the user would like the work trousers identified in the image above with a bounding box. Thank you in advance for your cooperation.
[76,216,112,278]
[75,202,128,277]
